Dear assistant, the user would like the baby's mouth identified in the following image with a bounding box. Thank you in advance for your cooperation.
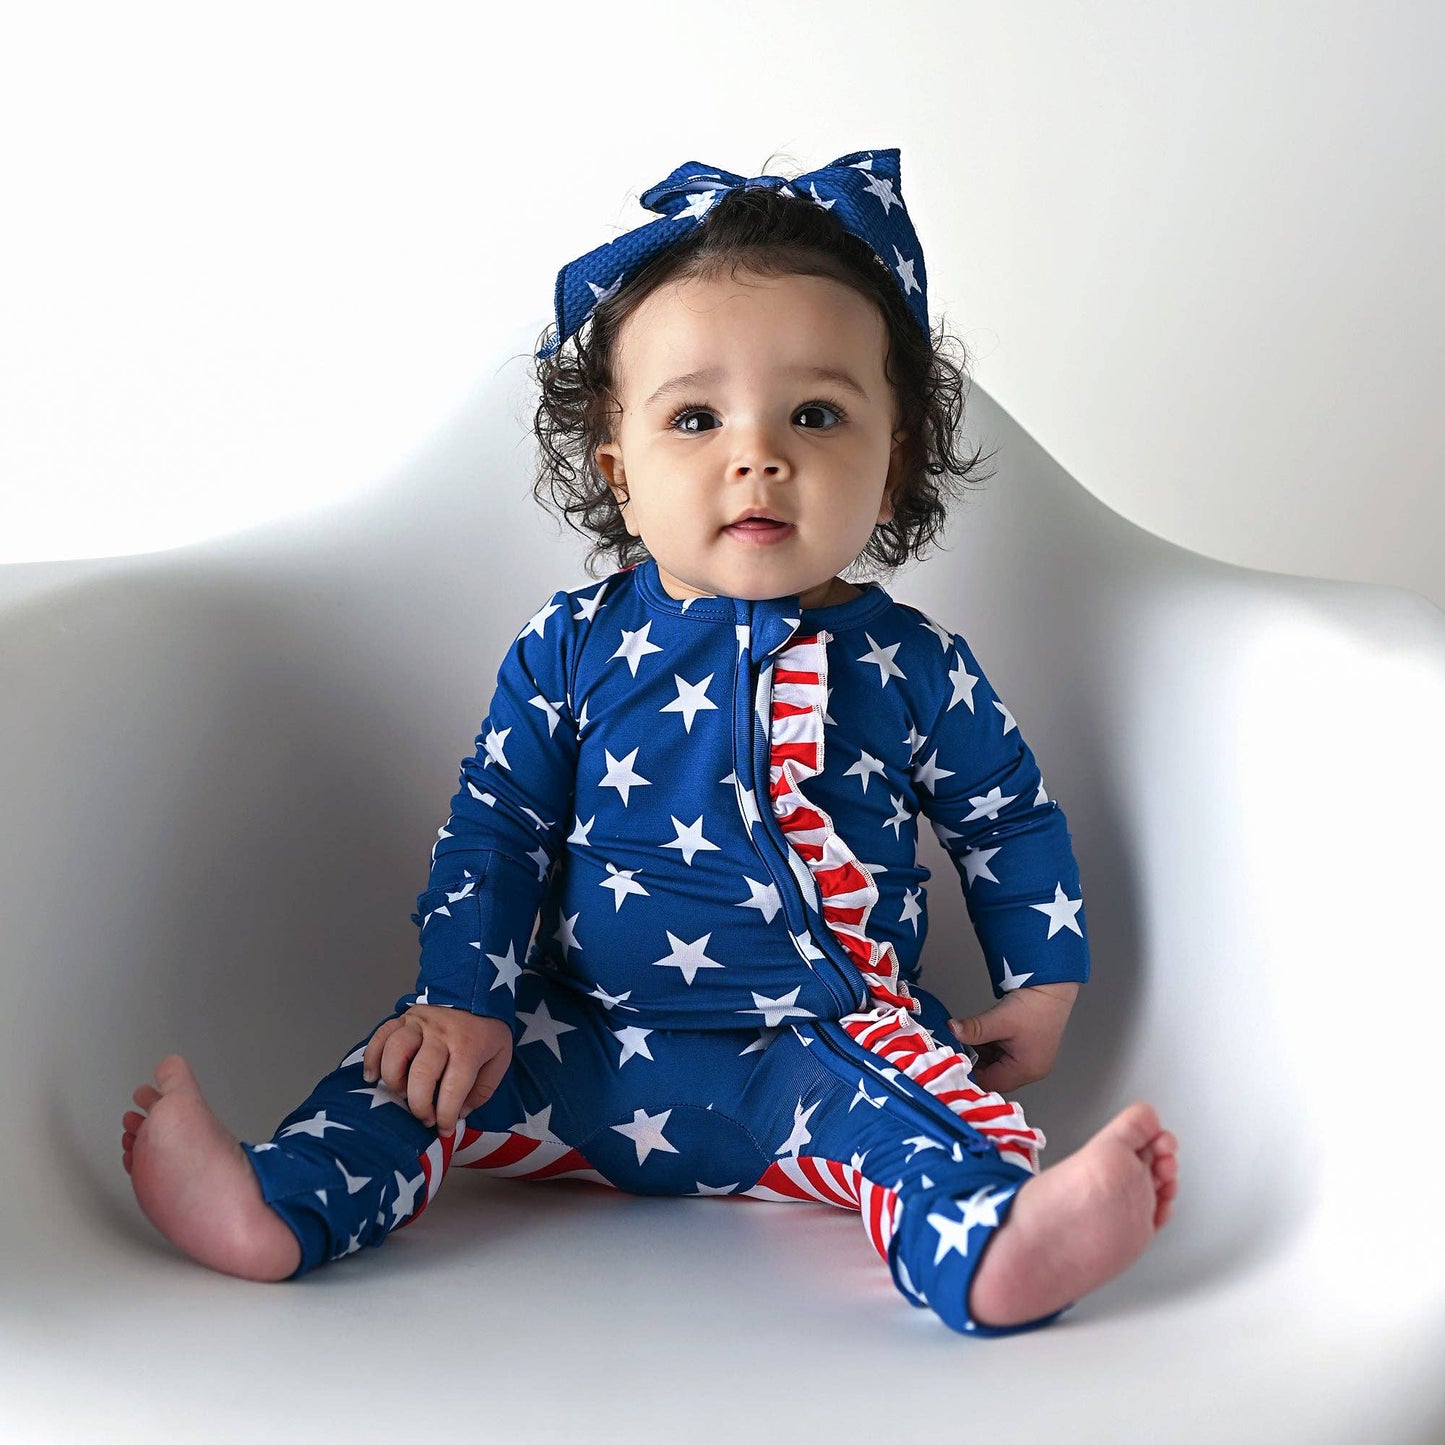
[723,515,795,545]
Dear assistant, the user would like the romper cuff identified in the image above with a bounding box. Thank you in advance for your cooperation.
[408,851,543,1027]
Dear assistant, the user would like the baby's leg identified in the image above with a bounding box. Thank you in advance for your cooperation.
[123,1009,528,1279]
[749,1009,1177,1335]
[125,965,649,1280]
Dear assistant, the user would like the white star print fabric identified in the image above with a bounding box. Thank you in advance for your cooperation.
[404,558,1090,1029]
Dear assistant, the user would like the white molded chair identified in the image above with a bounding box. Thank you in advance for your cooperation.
[3,353,1442,1445]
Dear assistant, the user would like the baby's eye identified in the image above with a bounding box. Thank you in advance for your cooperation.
[670,408,720,434]
[794,401,844,430]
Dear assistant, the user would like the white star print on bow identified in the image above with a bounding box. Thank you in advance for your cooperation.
[892,246,920,295]
[861,170,901,213]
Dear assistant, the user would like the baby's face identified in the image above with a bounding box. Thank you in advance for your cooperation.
[594,270,905,608]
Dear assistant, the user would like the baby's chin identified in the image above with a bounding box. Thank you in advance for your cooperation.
[664,575,822,605]
[656,554,839,607]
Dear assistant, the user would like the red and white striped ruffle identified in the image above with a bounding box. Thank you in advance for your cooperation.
[764,630,1047,1180]
[841,1007,1045,1174]
[766,632,920,1015]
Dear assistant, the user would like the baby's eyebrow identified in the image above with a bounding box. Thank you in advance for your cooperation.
[642,365,870,410]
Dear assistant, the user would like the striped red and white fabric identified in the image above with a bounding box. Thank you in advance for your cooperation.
[766,630,1047,1180]
[741,1155,903,1263]
[766,631,918,1015]
[839,1008,1045,1175]
[396,1122,613,1230]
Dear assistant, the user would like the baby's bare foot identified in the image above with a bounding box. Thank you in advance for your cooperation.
[122,1054,302,1281]
[967,1101,1179,1328]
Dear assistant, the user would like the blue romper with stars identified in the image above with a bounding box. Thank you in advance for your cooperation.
[242,557,1092,1337]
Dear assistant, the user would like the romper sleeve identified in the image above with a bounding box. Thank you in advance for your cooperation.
[402,587,580,1026]
[912,628,1091,998]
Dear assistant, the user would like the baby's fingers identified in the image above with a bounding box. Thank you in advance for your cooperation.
[362,1017,405,1081]
[457,1047,512,1124]
[433,1056,479,1136]
[406,1036,449,1127]
[378,1020,424,1096]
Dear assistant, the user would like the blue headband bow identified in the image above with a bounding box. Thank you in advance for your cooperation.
[535,147,929,359]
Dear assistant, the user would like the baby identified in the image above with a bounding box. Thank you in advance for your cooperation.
[122,148,1177,1337]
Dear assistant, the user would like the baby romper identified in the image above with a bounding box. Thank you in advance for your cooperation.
[242,558,1092,1336]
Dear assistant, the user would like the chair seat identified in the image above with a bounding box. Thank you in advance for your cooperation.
[2,382,1441,1444]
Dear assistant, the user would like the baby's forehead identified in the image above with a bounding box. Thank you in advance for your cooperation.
[615,271,891,392]
[636,267,864,318]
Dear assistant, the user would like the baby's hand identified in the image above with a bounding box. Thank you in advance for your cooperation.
[947,981,1080,1094]
[361,1004,514,1134]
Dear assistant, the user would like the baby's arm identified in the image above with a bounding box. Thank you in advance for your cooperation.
[386,588,580,1127]
[912,625,1092,1089]
[406,587,579,1020]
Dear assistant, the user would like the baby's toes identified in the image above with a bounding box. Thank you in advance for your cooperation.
[1153,1159,1179,1227]
[123,1109,145,1132]
[132,1083,161,1112]
[1155,1197,1174,1228]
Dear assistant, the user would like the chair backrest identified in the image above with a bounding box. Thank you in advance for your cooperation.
[5,351,1429,1295]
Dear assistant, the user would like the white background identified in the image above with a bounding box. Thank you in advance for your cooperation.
[2,0,1440,608]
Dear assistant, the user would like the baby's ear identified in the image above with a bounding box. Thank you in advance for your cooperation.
[878,473,902,525]
[594,440,621,485]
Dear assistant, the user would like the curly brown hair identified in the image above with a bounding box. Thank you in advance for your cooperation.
[530,175,996,581]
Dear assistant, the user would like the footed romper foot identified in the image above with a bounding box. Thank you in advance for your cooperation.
[966,1101,1179,1328]
[122,1053,302,1281]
